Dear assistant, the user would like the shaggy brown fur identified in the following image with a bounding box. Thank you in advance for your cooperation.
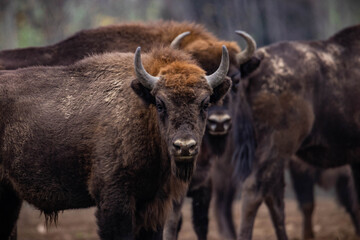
[0,47,231,240]
[212,24,360,240]
[0,21,241,75]
[0,21,256,240]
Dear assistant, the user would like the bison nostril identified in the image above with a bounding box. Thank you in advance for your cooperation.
[223,118,231,125]
[173,141,181,150]
[188,143,198,154]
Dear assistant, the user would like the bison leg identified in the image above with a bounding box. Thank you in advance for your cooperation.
[163,198,184,240]
[188,185,212,240]
[289,158,315,239]
[95,191,134,240]
[237,180,262,240]
[335,172,360,235]
[96,206,134,240]
[212,166,237,240]
[351,163,360,205]
[0,180,22,240]
[264,170,288,240]
[136,227,163,240]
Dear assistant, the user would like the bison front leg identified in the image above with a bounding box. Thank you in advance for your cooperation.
[263,166,288,240]
[289,158,315,240]
[238,141,288,240]
[189,185,212,240]
[96,205,134,240]
[136,227,163,240]
[94,186,135,240]
[212,161,237,240]
[163,198,184,240]
[0,179,22,240]
[238,175,263,240]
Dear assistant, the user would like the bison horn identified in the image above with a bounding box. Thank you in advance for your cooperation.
[134,47,159,90]
[205,45,229,88]
[170,31,191,49]
[235,30,257,65]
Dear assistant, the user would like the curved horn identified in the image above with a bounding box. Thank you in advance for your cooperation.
[205,45,229,88]
[170,31,191,49]
[235,30,257,65]
[134,47,159,90]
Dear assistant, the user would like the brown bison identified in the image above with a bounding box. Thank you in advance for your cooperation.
[0,21,257,240]
[289,156,360,239]
[0,21,253,77]
[212,24,360,240]
[0,46,231,240]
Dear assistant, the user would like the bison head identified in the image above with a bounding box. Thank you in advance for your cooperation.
[205,31,260,177]
[131,46,231,181]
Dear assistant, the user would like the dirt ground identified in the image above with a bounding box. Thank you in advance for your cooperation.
[17,196,360,240]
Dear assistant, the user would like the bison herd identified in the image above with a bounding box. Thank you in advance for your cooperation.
[0,20,359,240]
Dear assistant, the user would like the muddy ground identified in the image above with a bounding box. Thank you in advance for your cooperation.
[18,196,360,240]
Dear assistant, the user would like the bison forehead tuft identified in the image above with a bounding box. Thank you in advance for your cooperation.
[156,62,211,98]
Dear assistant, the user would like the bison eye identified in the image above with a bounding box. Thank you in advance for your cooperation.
[201,98,210,112]
[156,99,166,113]
[202,102,209,111]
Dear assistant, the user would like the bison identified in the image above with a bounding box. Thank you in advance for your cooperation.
[162,31,257,240]
[0,21,252,76]
[0,21,257,240]
[0,46,231,240]
[212,24,360,240]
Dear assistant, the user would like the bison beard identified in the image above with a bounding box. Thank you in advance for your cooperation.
[173,161,195,182]
[204,134,229,156]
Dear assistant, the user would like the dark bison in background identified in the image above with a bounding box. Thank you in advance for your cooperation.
[213,24,360,240]
[164,31,258,240]
[289,156,360,239]
[0,46,231,240]
[0,20,258,240]
[163,31,257,240]
[0,21,253,77]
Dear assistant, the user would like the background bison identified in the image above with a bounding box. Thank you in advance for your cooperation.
[0,46,230,239]
[212,24,360,240]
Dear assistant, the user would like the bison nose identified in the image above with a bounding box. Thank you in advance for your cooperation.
[208,113,232,135]
[173,138,198,157]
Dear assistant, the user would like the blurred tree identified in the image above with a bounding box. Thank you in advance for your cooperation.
[0,0,359,50]
[0,0,18,49]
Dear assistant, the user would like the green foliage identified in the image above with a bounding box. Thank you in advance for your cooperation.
[17,21,45,48]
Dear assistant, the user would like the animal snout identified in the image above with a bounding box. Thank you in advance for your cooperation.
[172,138,198,158]
[207,113,232,135]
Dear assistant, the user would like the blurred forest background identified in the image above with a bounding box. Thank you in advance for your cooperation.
[0,0,360,50]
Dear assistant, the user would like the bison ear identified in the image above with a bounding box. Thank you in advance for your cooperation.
[210,76,231,104]
[131,79,155,105]
[240,56,261,78]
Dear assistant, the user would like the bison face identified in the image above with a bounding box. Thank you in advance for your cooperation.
[132,73,231,182]
[154,86,211,181]
[207,93,232,136]
[131,46,231,181]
